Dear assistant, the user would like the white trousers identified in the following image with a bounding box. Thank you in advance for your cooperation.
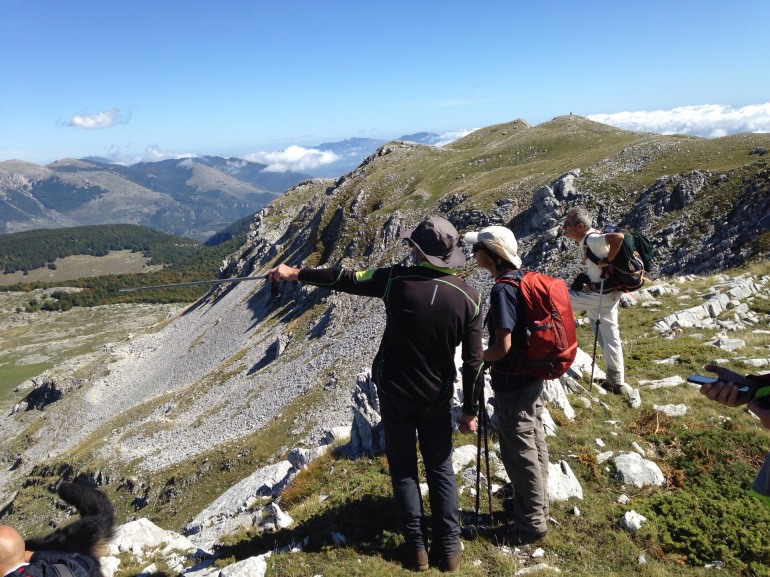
[569,289,625,385]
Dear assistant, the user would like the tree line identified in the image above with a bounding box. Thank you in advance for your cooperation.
[1,226,249,309]
[0,224,200,274]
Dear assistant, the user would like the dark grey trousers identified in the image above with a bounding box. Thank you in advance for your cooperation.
[493,380,550,533]
[379,393,460,555]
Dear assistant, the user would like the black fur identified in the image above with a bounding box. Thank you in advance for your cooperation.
[25,482,115,560]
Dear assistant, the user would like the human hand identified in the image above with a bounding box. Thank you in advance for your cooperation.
[459,414,477,434]
[703,364,753,386]
[268,264,300,282]
[700,364,755,407]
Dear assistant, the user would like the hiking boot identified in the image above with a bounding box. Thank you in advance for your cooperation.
[497,524,547,545]
[461,524,480,540]
[495,482,514,499]
[438,550,461,572]
[429,539,462,573]
[599,380,623,394]
[403,544,429,572]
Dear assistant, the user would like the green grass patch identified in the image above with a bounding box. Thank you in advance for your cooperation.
[635,425,770,573]
[0,362,53,397]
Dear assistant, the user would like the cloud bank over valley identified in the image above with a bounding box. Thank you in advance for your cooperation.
[245,145,341,173]
[588,103,770,138]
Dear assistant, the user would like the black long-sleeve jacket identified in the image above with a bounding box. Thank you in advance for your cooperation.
[13,550,98,577]
[298,262,484,414]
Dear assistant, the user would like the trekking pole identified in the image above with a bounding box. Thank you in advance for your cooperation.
[117,274,269,291]
[481,399,493,518]
[475,387,484,522]
[589,276,606,392]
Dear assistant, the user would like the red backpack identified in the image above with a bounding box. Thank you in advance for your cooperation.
[496,271,578,379]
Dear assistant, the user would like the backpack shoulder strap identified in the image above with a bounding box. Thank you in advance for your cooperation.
[52,564,78,577]
[582,232,603,265]
[494,271,524,286]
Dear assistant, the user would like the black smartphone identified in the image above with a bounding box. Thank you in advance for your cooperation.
[687,374,718,385]
[687,374,753,392]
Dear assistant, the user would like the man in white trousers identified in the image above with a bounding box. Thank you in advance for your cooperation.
[562,207,626,391]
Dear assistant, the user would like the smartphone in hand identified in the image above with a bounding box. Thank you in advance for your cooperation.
[687,374,718,385]
[688,373,752,391]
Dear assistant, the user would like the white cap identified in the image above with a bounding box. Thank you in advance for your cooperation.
[463,226,522,268]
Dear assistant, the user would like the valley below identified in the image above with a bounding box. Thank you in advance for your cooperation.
[0,288,183,401]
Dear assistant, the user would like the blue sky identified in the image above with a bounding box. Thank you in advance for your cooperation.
[2,1,769,172]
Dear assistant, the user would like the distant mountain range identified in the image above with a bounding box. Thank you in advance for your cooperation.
[0,133,442,240]
[0,156,310,241]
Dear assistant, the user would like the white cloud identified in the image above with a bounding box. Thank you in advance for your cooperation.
[588,103,770,137]
[109,144,196,165]
[141,144,196,163]
[244,145,340,173]
[433,128,479,147]
[66,108,131,130]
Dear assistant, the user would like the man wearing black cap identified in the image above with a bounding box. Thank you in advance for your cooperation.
[269,216,484,572]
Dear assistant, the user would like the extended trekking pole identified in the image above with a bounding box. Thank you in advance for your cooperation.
[474,386,494,523]
[475,387,483,522]
[589,276,606,392]
[481,398,493,518]
[117,274,269,291]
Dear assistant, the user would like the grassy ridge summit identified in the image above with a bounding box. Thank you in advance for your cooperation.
[257,116,769,280]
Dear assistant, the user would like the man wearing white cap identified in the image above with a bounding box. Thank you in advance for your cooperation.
[562,207,627,392]
[463,225,549,545]
[270,216,484,572]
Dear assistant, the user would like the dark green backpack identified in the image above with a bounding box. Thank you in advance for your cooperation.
[628,231,653,274]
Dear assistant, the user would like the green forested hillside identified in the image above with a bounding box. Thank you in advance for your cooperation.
[0,224,199,274]
[0,224,248,308]
[203,213,254,246]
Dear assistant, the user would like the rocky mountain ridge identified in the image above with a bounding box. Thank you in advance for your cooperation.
[7,270,770,577]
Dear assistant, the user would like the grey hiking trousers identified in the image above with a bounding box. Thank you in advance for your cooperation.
[379,392,461,555]
[493,379,550,534]
[379,394,460,556]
